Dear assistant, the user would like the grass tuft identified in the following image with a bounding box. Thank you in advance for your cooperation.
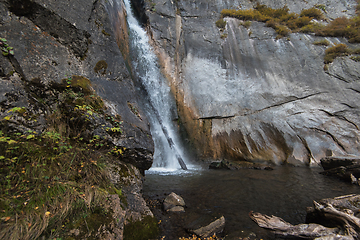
[324,43,350,63]
[313,39,330,46]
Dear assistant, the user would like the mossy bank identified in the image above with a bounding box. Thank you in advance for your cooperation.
[0,0,156,239]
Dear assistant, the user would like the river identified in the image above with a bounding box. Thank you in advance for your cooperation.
[144,166,360,239]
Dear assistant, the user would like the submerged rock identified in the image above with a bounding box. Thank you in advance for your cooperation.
[209,159,274,170]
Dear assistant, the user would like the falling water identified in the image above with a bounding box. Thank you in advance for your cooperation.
[124,0,190,172]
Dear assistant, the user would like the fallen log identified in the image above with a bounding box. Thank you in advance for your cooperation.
[249,211,340,239]
[313,201,360,238]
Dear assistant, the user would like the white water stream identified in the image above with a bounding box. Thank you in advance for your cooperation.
[124,0,194,173]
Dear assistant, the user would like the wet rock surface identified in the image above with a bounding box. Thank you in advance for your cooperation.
[141,0,360,166]
[0,0,154,170]
[0,0,154,238]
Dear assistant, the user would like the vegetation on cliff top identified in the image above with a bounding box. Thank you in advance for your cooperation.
[0,76,130,239]
[220,2,360,41]
[219,2,360,63]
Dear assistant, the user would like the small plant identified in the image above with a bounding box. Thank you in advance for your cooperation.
[127,102,142,120]
[215,19,227,28]
[0,38,14,56]
[351,56,360,62]
[314,4,327,13]
[220,33,228,39]
[313,39,330,46]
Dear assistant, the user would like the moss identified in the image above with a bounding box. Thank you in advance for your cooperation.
[70,75,92,94]
[123,216,159,240]
[94,60,108,75]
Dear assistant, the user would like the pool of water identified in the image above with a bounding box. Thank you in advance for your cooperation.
[143,165,360,239]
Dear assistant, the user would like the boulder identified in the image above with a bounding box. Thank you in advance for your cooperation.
[163,192,185,211]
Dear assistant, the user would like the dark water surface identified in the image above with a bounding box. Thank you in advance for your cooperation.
[143,166,360,239]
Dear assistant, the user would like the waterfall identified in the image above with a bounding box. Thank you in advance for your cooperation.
[124,0,188,171]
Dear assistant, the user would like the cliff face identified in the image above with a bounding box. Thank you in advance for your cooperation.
[0,0,155,238]
[143,0,360,166]
[0,0,154,170]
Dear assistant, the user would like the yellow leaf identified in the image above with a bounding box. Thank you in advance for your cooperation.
[45,211,50,217]
[35,207,39,210]
[3,116,11,121]
[4,216,10,221]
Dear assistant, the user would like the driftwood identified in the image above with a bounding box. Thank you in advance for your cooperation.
[249,212,339,239]
[250,195,360,239]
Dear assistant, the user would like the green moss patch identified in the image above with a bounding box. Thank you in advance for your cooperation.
[123,215,159,240]
[94,60,108,75]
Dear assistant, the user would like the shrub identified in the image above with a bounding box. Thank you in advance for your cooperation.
[215,19,227,28]
[318,17,351,37]
[299,22,324,33]
[275,25,291,37]
[255,3,289,19]
[287,16,312,29]
[300,7,324,20]
[313,39,330,46]
[324,43,350,63]
[219,2,360,42]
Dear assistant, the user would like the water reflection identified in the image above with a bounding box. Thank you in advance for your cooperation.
[144,166,360,239]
